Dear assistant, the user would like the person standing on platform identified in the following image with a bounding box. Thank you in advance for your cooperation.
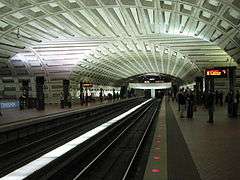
[186,90,194,119]
[178,89,186,118]
[113,88,116,102]
[116,92,119,100]
[19,95,25,110]
[99,88,103,102]
[207,91,215,123]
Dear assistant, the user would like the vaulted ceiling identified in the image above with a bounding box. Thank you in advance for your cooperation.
[0,0,239,84]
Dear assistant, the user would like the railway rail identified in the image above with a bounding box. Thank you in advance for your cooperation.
[0,98,144,177]
[25,99,160,180]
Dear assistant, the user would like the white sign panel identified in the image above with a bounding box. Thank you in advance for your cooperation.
[129,82,172,89]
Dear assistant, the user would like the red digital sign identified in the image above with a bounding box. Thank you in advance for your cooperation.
[205,68,227,77]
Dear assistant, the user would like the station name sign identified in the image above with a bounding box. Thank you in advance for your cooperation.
[205,68,227,77]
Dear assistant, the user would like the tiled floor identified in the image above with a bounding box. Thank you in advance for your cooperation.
[170,100,240,180]
[0,100,111,126]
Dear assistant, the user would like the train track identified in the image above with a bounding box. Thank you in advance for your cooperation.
[0,98,144,177]
[26,99,160,180]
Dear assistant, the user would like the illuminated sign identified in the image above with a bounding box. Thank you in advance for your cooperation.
[0,101,19,109]
[83,83,93,87]
[205,68,227,77]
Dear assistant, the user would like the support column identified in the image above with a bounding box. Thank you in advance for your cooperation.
[151,89,155,98]
[80,82,84,105]
[22,80,29,108]
[63,79,70,107]
[36,76,45,110]
[228,67,236,117]
[229,67,236,93]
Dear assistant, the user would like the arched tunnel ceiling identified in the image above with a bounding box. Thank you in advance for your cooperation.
[0,0,239,84]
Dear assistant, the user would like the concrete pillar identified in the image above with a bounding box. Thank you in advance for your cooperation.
[151,89,155,98]
[228,67,236,117]
[63,79,70,104]
[36,76,45,110]
[80,82,84,105]
[229,67,236,94]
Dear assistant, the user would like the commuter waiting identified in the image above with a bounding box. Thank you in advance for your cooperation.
[177,89,186,118]
[206,91,215,123]
[186,90,194,119]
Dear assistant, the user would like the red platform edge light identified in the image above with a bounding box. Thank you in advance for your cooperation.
[151,169,161,173]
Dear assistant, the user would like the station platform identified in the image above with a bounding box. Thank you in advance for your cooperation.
[0,100,113,127]
[169,100,240,180]
[143,97,240,180]
[144,97,240,180]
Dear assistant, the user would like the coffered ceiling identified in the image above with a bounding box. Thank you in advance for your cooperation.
[0,0,239,84]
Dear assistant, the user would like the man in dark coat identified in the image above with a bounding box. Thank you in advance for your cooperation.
[207,91,215,123]
[186,91,194,119]
[178,89,186,118]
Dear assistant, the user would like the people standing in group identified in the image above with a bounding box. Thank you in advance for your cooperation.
[177,88,186,118]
